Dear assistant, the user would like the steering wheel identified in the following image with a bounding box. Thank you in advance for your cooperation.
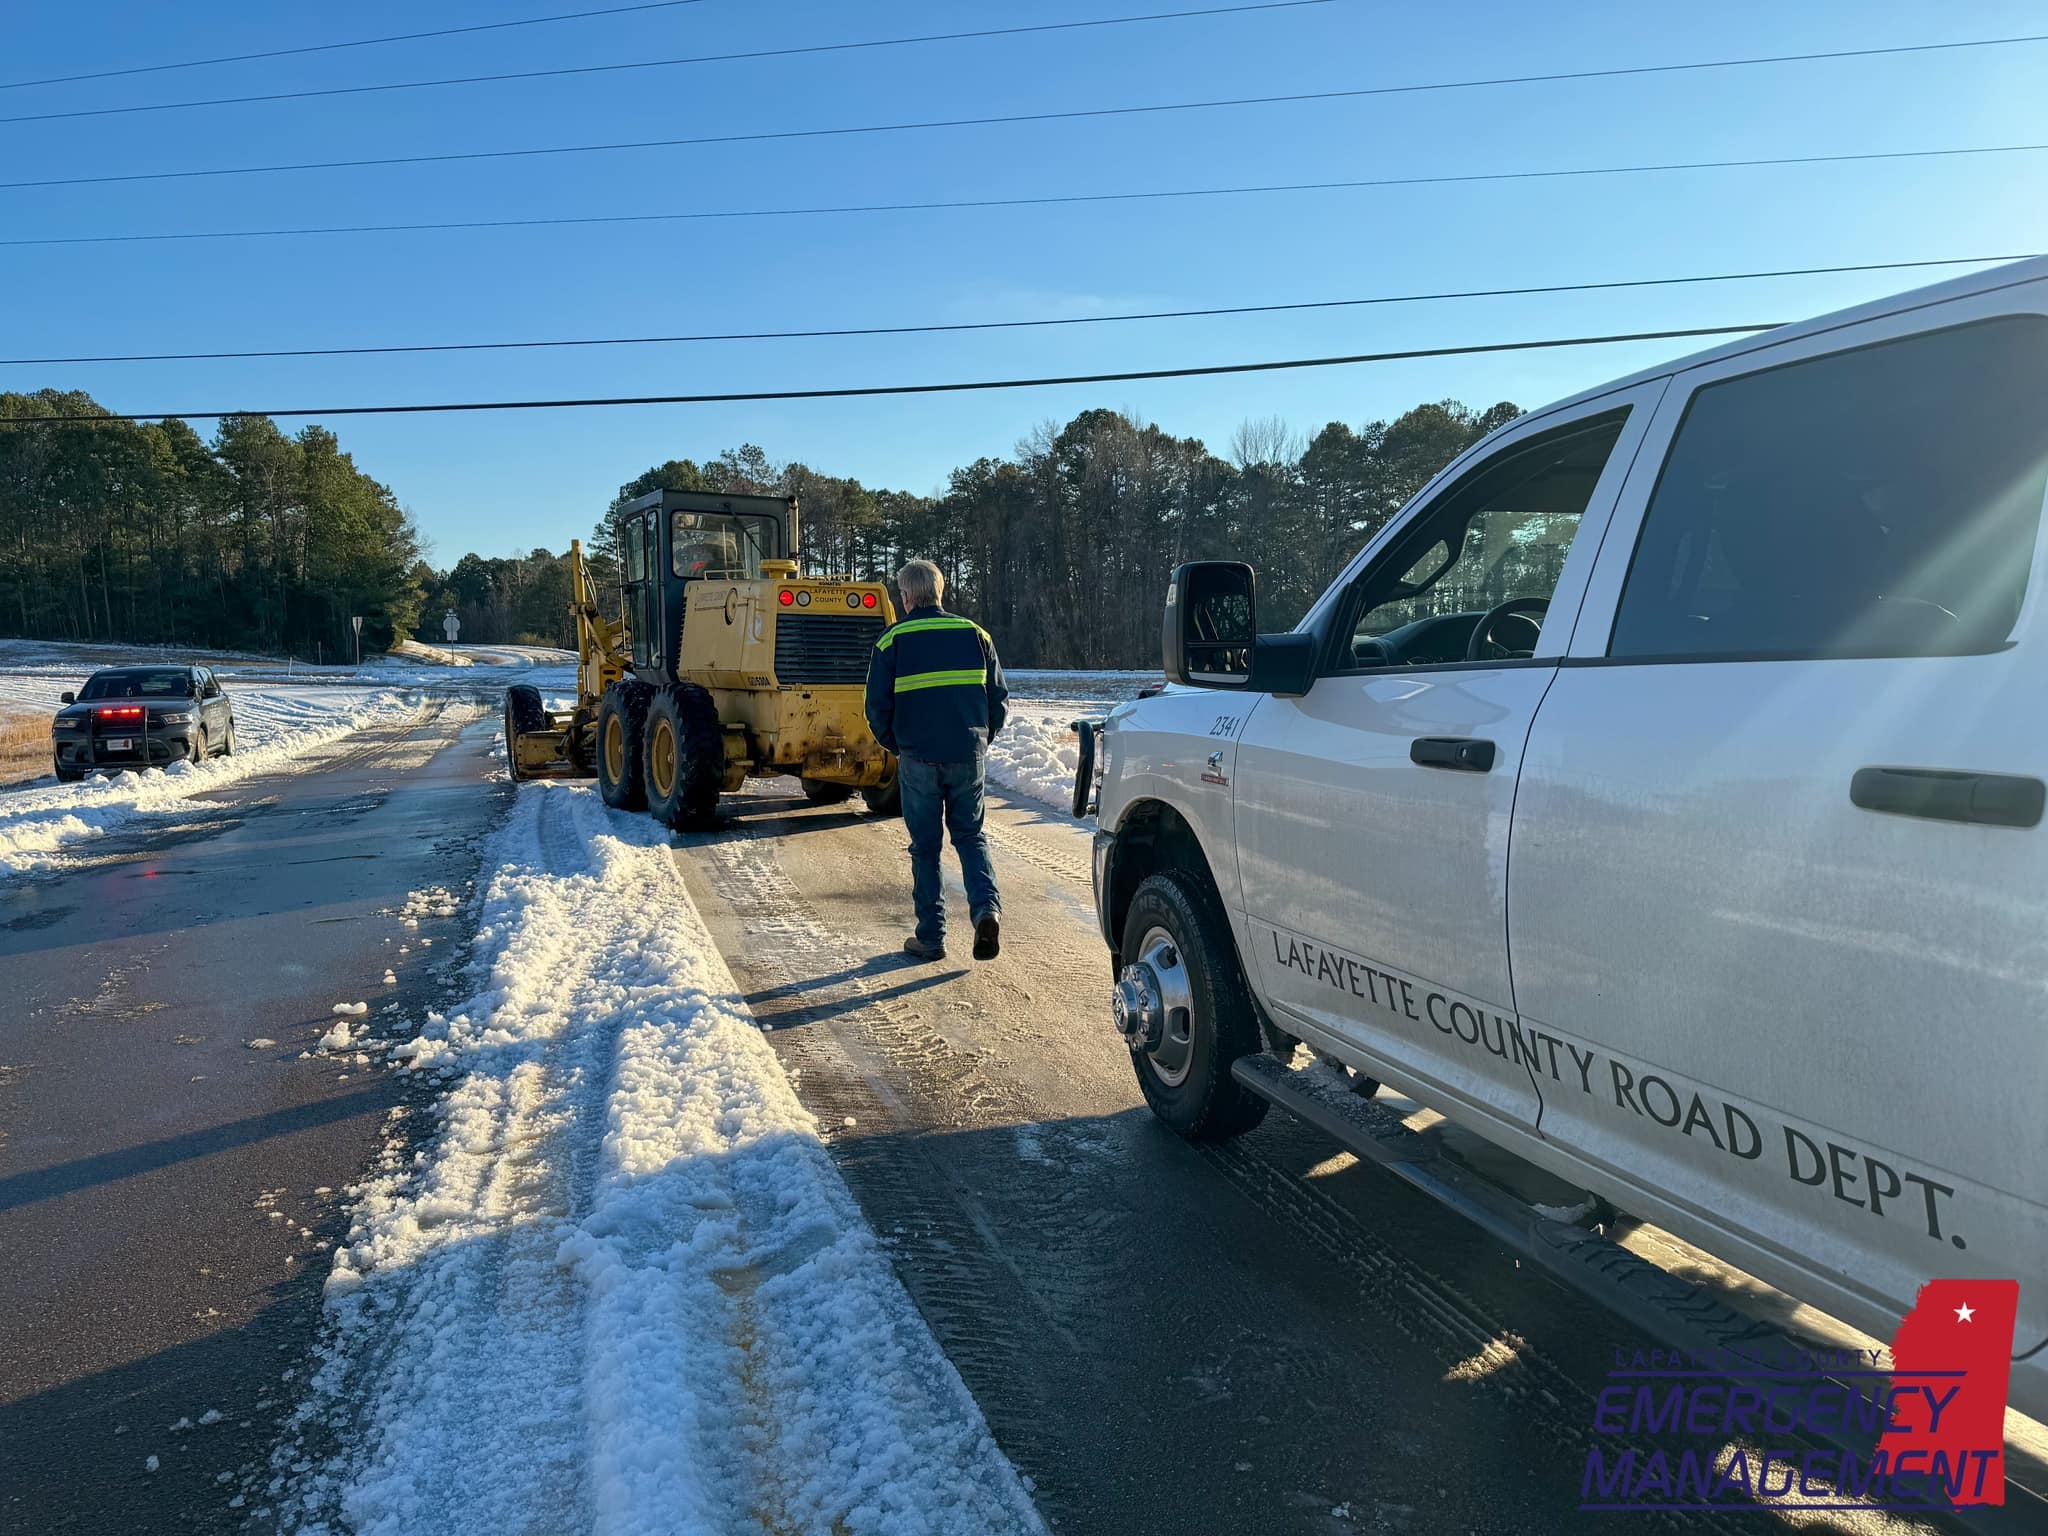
[1465,597,1550,661]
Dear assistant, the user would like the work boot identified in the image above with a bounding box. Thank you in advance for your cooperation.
[903,935,946,962]
[971,913,1001,962]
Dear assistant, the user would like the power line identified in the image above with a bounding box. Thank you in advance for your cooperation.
[0,17,2032,130]
[4,137,2042,219]
[0,324,1778,422]
[0,0,714,94]
[2,256,2028,369]
[0,3,1332,127]
[9,54,2048,197]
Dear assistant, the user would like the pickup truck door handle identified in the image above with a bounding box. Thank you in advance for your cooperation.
[1410,737,1496,773]
[1850,766,2044,828]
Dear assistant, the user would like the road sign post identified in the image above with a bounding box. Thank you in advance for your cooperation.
[442,610,460,646]
[351,614,363,668]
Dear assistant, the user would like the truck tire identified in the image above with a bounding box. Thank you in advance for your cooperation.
[643,682,725,830]
[595,681,651,810]
[861,767,903,818]
[1120,869,1269,1141]
[503,685,546,783]
[801,777,855,805]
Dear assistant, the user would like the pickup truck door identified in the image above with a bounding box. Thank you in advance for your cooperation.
[1232,385,1663,1134]
[1507,292,2048,1387]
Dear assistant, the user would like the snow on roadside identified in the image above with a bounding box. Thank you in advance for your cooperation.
[0,686,426,877]
[277,782,1045,1536]
[985,675,1155,816]
[986,705,1088,815]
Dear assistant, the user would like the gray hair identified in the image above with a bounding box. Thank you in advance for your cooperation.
[896,558,944,609]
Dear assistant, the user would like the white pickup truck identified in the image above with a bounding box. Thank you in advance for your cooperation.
[1085,257,2048,1424]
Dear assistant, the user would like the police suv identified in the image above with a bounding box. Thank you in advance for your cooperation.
[1086,258,2048,1422]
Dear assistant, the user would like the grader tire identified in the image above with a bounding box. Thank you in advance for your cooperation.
[801,778,856,806]
[503,685,546,783]
[644,682,725,831]
[861,767,903,818]
[596,681,652,811]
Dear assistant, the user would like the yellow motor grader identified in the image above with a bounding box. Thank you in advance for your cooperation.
[502,489,901,828]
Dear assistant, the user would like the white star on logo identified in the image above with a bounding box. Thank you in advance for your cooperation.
[1955,1302,1976,1323]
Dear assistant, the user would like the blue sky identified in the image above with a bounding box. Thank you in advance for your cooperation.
[4,0,2044,563]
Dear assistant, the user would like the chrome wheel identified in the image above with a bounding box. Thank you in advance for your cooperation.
[1114,924,1196,1087]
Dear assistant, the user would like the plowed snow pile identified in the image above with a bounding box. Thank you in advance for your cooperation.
[274,782,1044,1536]
[0,685,424,877]
[985,706,1087,813]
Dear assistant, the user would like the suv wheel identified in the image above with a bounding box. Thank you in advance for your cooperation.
[1118,869,1269,1141]
[643,682,724,830]
[191,728,209,764]
[220,718,235,756]
[595,681,652,810]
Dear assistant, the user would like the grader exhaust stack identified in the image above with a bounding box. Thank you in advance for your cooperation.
[501,491,901,829]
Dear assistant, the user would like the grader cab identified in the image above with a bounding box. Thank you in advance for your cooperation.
[502,489,900,829]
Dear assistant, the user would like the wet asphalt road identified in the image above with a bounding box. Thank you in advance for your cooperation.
[0,706,503,1535]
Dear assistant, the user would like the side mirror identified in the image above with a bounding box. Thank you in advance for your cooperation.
[1164,561,1256,689]
[1162,561,1318,697]
[60,691,75,704]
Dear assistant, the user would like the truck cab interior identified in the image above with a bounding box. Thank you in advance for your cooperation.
[1343,413,1625,669]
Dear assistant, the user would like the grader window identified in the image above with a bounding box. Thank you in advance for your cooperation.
[624,518,646,582]
[671,511,784,581]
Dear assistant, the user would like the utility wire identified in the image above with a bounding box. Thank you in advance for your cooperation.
[0,0,714,94]
[0,16,2031,129]
[3,255,2029,368]
[0,324,1778,423]
[8,65,2047,196]
[4,135,2043,207]
[0,3,1332,127]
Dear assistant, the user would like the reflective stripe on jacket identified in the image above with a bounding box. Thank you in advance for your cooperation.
[864,604,1009,763]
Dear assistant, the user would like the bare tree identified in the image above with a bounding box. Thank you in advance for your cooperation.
[1230,415,1300,471]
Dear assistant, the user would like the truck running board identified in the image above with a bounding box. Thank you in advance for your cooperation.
[1230,1053,2045,1532]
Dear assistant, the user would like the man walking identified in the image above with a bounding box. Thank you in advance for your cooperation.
[864,559,1007,962]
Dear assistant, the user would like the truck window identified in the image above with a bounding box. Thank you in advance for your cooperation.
[1343,413,1627,668]
[1610,316,2048,660]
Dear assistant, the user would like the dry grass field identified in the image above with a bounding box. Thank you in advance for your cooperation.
[0,708,47,786]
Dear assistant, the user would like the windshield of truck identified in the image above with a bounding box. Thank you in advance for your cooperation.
[671,511,784,580]
[78,668,193,700]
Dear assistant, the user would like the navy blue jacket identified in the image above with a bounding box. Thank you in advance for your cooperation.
[864,603,1009,763]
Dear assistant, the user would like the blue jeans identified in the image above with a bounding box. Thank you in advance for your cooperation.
[899,754,1000,945]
